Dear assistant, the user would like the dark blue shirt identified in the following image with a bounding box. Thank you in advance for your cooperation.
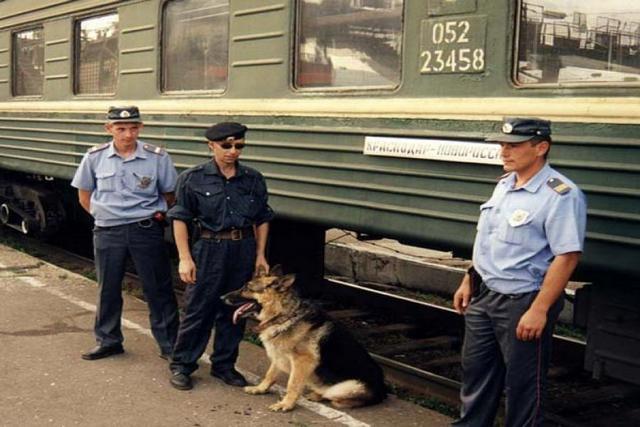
[168,160,274,231]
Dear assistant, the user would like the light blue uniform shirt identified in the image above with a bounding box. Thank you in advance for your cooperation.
[473,163,587,294]
[71,140,177,227]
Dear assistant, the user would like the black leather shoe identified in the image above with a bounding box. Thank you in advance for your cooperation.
[170,372,193,390]
[81,345,124,361]
[210,368,247,387]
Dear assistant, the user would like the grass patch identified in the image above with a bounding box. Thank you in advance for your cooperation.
[387,383,458,418]
[0,230,28,253]
[408,291,453,308]
[243,329,263,347]
[555,323,586,341]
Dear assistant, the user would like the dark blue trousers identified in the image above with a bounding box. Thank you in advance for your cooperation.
[453,285,563,427]
[93,221,179,354]
[170,237,256,375]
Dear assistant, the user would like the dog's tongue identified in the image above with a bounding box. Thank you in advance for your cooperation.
[232,302,256,324]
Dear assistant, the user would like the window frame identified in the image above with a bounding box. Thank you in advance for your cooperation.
[159,0,230,96]
[512,0,640,89]
[73,11,120,97]
[292,0,405,94]
[11,25,45,99]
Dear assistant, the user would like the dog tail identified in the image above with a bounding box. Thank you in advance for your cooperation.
[323,380,366,400]
[323,380,385,408]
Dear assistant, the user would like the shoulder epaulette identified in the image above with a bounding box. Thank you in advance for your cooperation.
[188,164,204,173]
[143,143,166,155]
[547,177,571,195]
[88,143,109,154]
[497,172,513,181]
[239,164,259,177]
[180,164,204,177]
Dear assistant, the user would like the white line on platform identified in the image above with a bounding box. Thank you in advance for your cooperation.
[0,261,370,427]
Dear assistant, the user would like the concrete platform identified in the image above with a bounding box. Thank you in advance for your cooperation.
[324,229,580,324]
[325,229,468,296]
[0,243,452,427]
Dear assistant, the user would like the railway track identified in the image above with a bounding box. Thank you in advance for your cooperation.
[2,228,640,426]
[320,278,640,427]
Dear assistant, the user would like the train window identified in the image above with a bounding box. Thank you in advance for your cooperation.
[75,13,119,94]
[295,0,403,89]
[517,1,640,85]
[13,28,44,97]
[162,0,229,92]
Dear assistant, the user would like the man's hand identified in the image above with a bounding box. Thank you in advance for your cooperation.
[255,254,269,277]
[179,258,197,285]
[78,189,92,214]
[515,252,581,341]
[453,275,472,314]
[516,307,547,341]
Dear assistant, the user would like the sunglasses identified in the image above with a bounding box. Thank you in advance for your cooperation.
[216,142,246,150]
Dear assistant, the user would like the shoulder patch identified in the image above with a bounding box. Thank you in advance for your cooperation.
[547,177,571,195]
[88,143,109,154]
[143,143,166,155]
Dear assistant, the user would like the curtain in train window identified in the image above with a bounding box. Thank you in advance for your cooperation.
[295,0,404,89]
[13,28,44,97]
[517,1,640,85]
[76,14,119,94]
[162,0,229,92]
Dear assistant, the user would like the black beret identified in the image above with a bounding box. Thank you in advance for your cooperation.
[486,117,551,143]
[107,106,142,123]
[205,122,247,141]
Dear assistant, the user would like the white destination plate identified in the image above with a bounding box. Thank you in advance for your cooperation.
[364,136,501,165]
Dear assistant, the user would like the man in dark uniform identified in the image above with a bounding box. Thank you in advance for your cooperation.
[168,122,274,390]
[71,106,180,361]
[452,118,587,426]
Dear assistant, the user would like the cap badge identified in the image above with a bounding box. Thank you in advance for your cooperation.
[508,209,530,227]
[502,123,513,134]
[120,110,131,118]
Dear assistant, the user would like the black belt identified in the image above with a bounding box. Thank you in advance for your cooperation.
[97,218,156,230]
[200,227,254,241]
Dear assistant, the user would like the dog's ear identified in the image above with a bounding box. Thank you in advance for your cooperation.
[254,264,268,278]
[269,264,283,277]
[275,273,296,290]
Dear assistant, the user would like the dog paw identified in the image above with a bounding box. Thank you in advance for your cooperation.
[269,401,295,412]
[244,385,268,395]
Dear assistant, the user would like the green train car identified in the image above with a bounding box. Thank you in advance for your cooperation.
[1,1,639,384]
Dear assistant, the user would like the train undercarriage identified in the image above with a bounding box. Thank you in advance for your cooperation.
[0,173,66,238]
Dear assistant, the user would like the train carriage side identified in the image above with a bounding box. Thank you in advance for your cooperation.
[0,0,639,385]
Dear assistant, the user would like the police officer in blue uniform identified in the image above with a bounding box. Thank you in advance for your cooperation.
[72,106,179,361]
[452,118,587,426]
[168,122,274,390]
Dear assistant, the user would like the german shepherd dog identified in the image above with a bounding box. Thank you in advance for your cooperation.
[221,265,387,412]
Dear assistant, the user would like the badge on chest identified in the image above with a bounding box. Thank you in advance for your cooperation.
[138,176,152,189]
[508,209,530,227]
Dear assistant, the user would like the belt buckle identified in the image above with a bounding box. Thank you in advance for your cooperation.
[230,229,242,240]
[138,219,153,228]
